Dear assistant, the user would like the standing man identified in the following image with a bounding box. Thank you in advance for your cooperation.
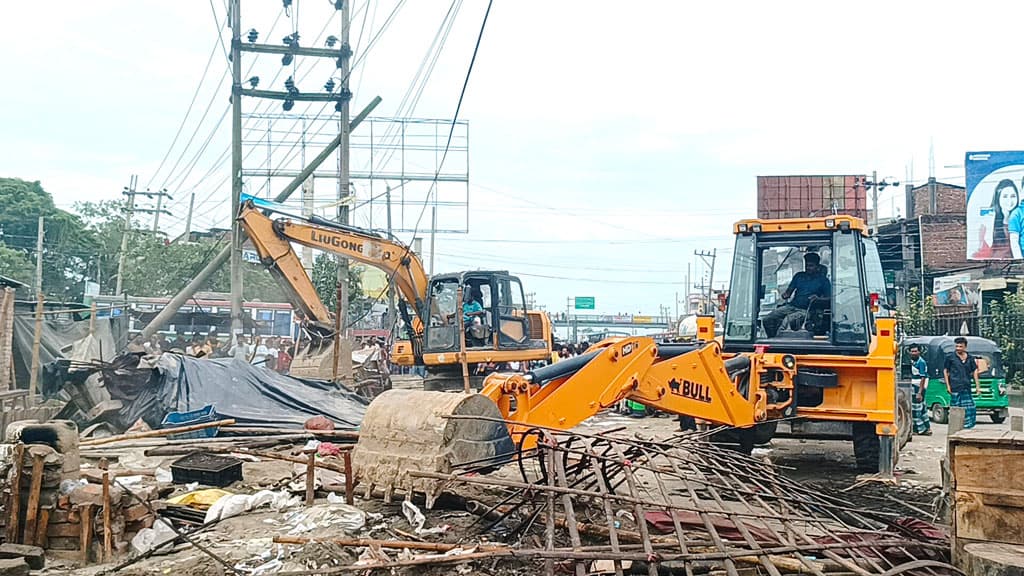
[943,336,982,429]
[908,344,931,436]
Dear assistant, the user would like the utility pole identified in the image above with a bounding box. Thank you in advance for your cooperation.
[138,188,173,233]
[695,249,717,314]
[385,185,396,332]
[301,177,315,277]
[429,206,437,276]
[183,192,195,241]
[34,217,43,294]
[115,175,138,296]
[334,0,354,384]
[864,171,899,233]
[229,0,244,337]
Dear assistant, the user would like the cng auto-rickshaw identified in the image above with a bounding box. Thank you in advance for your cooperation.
[899,335,1010,424]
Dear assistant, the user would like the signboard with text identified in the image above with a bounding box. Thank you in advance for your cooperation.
[574,297,595,310]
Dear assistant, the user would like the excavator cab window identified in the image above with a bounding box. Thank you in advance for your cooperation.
[496,275,530,347]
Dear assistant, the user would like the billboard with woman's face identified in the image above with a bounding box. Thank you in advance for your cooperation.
[967,151,1024,260]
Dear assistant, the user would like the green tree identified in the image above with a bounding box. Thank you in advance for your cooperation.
[0,178,99,300]
[311,253,364,314]
[0,243,33,288]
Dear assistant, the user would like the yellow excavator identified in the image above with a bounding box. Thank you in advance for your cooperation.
[352,215,907,506]
[237,198,553,389]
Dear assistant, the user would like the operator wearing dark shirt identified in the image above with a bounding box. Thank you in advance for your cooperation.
[763,252,831,337]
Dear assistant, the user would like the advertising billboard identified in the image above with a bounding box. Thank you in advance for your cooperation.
[932,273,980,310]
[966,151,1024,260]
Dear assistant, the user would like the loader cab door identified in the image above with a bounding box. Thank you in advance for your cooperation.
[723,228,871,355]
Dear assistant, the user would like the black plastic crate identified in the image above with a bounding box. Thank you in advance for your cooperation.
[170,452,243,487]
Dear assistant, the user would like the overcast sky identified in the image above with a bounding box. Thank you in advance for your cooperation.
[2,1,1022,319]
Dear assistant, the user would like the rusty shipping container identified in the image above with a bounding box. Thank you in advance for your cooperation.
[757,175,869,221]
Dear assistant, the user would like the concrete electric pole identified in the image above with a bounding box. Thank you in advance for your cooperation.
[864,171,900,233]
[115,175,139,296]
[229,0,244,337]
[694,249,717,314]
[334,0,354,384]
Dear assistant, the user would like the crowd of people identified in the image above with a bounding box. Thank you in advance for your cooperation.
[127,331,295,375]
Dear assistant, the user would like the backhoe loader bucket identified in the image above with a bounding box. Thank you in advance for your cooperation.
[352,389,514,507]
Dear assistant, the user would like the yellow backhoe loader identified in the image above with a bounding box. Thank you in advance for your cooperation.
[352,215,908,506]
[237,198,553,389]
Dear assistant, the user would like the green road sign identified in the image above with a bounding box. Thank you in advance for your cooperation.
[574,297,595,310]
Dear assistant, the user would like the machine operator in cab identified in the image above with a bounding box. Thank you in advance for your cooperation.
[763,252,831,337]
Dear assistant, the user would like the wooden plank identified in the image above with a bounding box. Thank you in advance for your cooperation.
[953,447,1024,491]
[954,491,1024,545]
[34,508,50,549]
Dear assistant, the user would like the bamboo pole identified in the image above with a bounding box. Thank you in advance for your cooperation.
[79,418,236,446]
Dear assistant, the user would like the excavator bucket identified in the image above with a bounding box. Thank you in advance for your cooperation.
[352,389,514,507]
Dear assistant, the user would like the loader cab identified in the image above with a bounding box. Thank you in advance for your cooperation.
[722,216,889,355]
[422,271,541,354]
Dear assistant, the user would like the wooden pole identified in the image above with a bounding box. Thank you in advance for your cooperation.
[343,450,353,505]
[89,301,97,337]
[79,418,236,446]
[80,504,93,564]
[305,450,316,505]
[457,287,471,393]
[23,453,44,546]
[29,292,43,401]
[101,458,112,562]
[273,535,509,552]
[6,444,24,543]
[33,508,49,549]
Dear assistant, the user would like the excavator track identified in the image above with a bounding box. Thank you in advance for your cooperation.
[352,389,514,507]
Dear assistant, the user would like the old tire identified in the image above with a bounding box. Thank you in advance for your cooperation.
[931,403,948,425]
[852,422,880,473]
[991,411,1007,424]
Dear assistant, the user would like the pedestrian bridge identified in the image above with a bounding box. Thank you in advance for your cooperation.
[551,313,673,329]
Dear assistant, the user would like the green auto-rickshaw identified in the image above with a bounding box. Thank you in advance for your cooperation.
[899,335,1009,424]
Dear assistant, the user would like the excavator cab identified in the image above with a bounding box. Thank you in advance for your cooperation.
[419,271,549,390]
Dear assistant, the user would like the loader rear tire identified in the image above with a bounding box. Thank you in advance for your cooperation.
[852,422,880,473]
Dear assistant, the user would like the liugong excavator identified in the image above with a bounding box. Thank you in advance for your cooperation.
[351,215,906,506]
[237,197,553,389]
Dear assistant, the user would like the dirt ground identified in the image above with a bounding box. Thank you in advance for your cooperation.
[46,383,1024,575]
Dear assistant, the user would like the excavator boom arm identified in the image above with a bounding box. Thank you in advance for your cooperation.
[237,202,429,330]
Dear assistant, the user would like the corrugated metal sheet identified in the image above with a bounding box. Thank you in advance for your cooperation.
[757,175,869,221]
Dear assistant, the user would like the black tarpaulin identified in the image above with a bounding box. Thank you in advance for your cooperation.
[153,354,367,428]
